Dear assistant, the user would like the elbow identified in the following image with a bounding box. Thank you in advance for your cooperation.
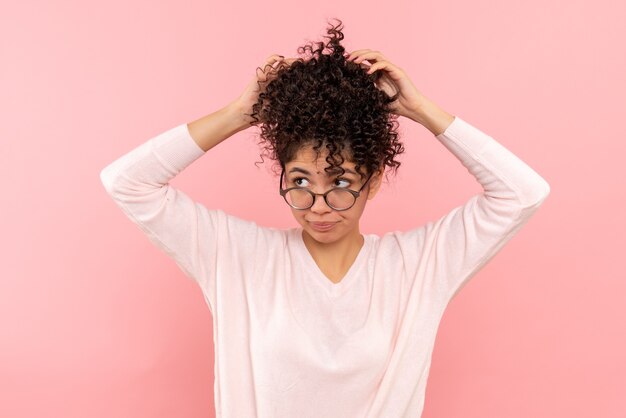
[524,178,551,209]
[536,177,551,202]
[541,179,551,199]
[99,165,119,197]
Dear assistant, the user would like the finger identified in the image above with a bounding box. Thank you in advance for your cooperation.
[259,55,285,75]
[256,64,278,82]
[366,62,381,74]
[348,50,382,61]
[368,59,404,75]
[266,54,284,62]
[263,54,285,70]
[347,49,374,61]
[353,51,386,65]
[366,60,393,74]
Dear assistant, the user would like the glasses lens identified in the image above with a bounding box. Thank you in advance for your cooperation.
[285,189,314,209]
[327,189,356,210]
[285,188,356,210]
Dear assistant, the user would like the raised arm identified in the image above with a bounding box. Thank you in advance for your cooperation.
[99,55,289,311]
[187,101,250,152]
[99,102,247,307]
[403,99,551,304]
[406,97,455,137]
[345,48,550,303]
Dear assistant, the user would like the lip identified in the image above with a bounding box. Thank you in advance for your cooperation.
[309,222,337,231]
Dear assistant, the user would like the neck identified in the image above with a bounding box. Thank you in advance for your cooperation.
[301,226,364,272]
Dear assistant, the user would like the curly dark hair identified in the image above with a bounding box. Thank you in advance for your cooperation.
[246,18,405,183]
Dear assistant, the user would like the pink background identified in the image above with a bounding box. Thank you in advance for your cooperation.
[2,0,624,417]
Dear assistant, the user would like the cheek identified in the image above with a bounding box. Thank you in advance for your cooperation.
[338,206,362,221]
[346,200,367,218]
[290,208,305,220]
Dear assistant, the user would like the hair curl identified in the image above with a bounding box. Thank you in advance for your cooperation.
[247,18,405,183]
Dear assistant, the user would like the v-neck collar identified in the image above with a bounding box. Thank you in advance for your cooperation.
[292,227,371,297]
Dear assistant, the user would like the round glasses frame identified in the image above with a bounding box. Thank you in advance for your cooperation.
[279,167,374,211]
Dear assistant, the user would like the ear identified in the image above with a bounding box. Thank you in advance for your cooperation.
[366,168,385,200]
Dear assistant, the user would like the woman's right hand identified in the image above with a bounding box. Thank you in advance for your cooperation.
[232,54,298,126]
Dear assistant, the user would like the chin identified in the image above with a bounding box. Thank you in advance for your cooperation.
[306,223,345,240]
[307,231,339,245]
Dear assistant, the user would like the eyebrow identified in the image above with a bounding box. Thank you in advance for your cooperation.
[288,167,358,176]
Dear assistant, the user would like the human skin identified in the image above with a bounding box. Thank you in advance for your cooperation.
[187,51,455,283]
[282,146,384,283]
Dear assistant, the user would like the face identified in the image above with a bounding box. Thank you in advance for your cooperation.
[282,145,383,245]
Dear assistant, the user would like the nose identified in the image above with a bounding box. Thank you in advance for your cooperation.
[309,191,332,214]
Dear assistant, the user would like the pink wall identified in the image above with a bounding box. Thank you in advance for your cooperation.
[2,0,624,417]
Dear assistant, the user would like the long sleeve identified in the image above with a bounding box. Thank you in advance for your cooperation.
[99,123,259,313]
[396,116,551,304]
[98,117,551,418]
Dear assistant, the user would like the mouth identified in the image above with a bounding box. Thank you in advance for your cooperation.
[309,222,337,232]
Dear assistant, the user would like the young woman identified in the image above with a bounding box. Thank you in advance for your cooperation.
[101,19,550,418]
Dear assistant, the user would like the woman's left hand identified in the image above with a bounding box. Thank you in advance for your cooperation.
[347,49,429,120]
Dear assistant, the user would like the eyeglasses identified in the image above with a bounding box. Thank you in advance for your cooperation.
[279,167,374,211]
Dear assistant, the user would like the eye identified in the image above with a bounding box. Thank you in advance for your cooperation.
[293,177,310,187]
[334,178,351,188]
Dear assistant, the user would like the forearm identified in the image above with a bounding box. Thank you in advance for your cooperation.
[187,102,250,152]
[407,98,455,137]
